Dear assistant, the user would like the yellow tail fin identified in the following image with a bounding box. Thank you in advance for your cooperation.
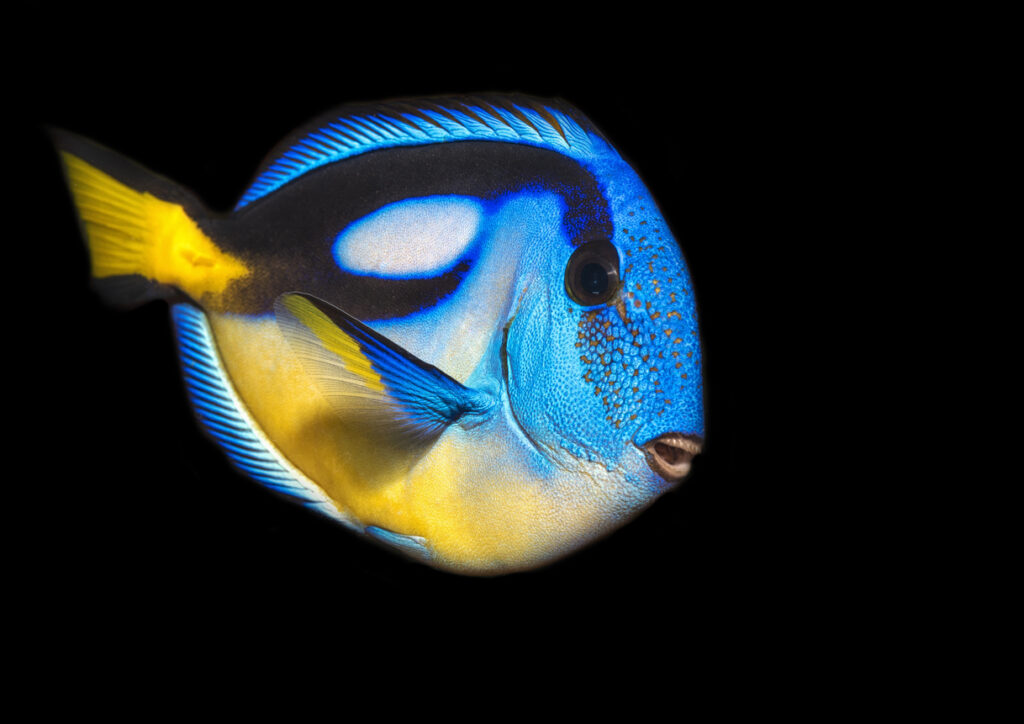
[57,141,249,307]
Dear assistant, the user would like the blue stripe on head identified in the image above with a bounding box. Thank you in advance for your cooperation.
[234,96,600,210]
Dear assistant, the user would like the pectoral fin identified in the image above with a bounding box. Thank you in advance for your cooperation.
[274,293,494,447]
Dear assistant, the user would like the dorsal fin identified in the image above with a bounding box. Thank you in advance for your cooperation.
[235,94,603,209]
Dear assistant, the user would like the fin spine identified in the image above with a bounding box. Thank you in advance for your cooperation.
[236,95,599,208]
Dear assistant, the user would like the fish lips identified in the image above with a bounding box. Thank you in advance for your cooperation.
[639,432,703,483]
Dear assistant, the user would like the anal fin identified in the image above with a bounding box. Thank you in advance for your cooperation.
[171,303,357,529]
[365,526,432,561]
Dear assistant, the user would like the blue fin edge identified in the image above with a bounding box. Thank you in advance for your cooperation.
[364,526,432,561]
[170,303,359,530]
[235,95,599,209]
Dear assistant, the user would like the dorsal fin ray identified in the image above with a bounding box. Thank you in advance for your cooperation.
[235,94,604,209]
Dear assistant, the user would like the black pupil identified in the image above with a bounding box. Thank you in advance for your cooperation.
[580,262,608,296]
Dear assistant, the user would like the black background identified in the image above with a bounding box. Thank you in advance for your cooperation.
[17,23,829,656]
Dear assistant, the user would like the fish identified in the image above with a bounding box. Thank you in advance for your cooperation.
[53,94,704,576]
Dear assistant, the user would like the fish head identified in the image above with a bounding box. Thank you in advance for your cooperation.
[504,153,704,508]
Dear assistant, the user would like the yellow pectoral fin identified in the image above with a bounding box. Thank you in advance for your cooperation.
[274,292,495,444]
[60,151,249,303]
[280,294,386,394]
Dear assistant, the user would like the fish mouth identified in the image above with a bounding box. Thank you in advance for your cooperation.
[641,432,703,483]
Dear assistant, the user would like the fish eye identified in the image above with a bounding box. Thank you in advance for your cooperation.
[565,239,620,306]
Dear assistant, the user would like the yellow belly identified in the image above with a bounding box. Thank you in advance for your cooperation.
[205,313,621,574]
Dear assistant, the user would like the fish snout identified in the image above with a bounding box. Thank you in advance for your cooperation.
[642,432,703,482]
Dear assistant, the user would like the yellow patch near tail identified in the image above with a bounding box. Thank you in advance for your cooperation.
[280,295,386,393]
[60,152,249,302]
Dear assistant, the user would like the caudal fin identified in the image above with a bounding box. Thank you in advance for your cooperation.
[52,130,248,308]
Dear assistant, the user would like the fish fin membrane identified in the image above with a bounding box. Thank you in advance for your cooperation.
[51,129,248,306]
[91,274,177,310]
[171,302,357,528]
[274,292,495,445]
[364,526,431,561]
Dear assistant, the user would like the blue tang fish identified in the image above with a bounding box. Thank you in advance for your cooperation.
[54,94,704,575]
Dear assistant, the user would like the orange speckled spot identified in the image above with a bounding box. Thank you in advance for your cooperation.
[664,329,673,337]
[594,386,602,394]
[651,311,661,320]
[629,413,637,421]
[634,299,642,308]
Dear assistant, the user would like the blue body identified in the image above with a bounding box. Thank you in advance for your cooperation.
[61,94,705,574]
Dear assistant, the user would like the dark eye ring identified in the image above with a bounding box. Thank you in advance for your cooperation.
[565,239,621,307]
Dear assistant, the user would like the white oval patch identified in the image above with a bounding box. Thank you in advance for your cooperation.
[333,196,483,278]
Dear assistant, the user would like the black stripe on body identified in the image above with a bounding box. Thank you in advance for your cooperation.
[208,142,611,319]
